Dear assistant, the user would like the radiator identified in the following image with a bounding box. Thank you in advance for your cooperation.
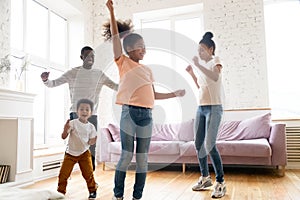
[286,126,300,162]
[42,159,62,171]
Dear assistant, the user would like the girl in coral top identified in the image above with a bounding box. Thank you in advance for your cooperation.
[104,1,185,199]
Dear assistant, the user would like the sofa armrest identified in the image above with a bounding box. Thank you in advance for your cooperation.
[269,123,287,166]
[96,128,113,163]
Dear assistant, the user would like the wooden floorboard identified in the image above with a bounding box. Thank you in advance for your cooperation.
[23,164,300,200]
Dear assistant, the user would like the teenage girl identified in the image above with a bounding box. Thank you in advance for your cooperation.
[186,32,226,198]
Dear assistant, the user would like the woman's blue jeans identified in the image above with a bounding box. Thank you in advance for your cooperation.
[113,105,152,199]
[194,105,224,183]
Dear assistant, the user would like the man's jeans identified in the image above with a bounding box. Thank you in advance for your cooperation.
[70,112,97,171]
[194,105,224,183]
[113,105,152,199]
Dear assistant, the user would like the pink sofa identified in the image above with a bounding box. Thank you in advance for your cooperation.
[96,113,287,175]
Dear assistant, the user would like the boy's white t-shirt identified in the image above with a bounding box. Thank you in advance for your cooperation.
[66,118,97,156]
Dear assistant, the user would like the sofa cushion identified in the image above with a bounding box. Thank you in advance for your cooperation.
[149,141,183,155]
[152,124,180,141]
[179,139,272,157]
[109,141,183,155]
[217,138,272,157]
[107,123,121,142]
[217,113,271,141]
[108,120,194,142]
[177,119,194,142]
[180,141,197,156]
[152,119,194,141]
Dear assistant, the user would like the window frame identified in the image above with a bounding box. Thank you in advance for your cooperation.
[132,4,204,123]
[263,0,300,120]
[10,0,70,148]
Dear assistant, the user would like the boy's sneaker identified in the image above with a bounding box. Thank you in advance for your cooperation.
[112,197,124,200]
[211,181,226,198]
[89,191,97,199]
[192,176,213,191]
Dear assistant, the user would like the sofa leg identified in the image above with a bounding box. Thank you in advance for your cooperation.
[278,165,285,177]
[182,163,186,173]
[102,162,105,171]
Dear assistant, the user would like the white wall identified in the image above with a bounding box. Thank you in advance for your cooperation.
[90,0,269,126]
[1,0,269,111]
[93,0,201,47]
[0,1,271,113]
[92,0,269,109]
[204,0,268,109]
[0,0,10,59]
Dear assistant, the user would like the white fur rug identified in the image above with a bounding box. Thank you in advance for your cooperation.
[0,185,65,200]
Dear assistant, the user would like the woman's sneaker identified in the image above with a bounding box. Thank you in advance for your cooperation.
[211,181,226,198]
[192,176,213,191]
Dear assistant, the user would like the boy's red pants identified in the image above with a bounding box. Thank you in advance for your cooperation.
[57,150,97,194]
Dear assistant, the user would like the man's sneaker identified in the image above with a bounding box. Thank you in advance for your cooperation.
[88,191,97,199]
[192,176,213,191]
[112,197,124,200]
[211,181,226,198]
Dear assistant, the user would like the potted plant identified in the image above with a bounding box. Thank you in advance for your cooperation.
[15,54,30,91]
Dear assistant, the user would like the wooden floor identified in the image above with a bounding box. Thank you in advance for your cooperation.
[24,164,300,200]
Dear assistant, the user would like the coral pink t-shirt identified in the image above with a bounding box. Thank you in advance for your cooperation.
[115,55,155,108]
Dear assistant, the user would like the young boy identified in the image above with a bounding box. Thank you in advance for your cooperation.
[57,98,98,199]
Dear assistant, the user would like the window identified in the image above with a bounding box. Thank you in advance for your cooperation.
[10,0,68,147]
[264,0,300,119]
[50,12,67,65]
[133,4,203,123]
[26,0,48,59]
[25,64,45,145]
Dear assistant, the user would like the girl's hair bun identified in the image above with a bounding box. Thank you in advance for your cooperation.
[199,31,216,55]
[203,32,213,40]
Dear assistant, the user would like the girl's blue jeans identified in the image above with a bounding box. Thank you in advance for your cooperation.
[113,105,152,199]
[194,105,224,183]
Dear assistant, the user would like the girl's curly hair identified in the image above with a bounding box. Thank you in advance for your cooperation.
[102,19,134,41]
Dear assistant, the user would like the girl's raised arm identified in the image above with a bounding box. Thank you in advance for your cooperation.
[106,0,122,59]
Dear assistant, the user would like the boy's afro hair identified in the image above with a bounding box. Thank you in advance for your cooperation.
[102,19,134,41]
